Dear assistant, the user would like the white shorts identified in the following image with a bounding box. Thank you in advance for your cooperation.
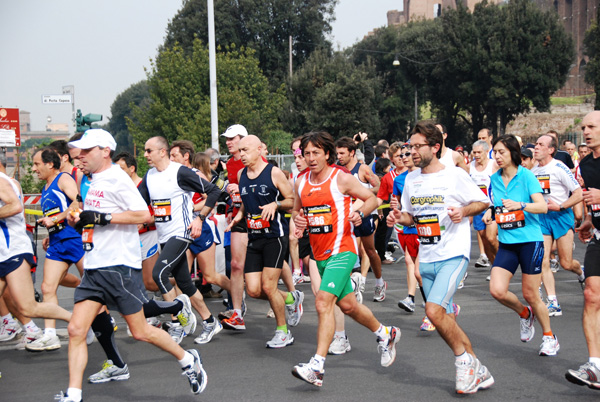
[140,230,159,261]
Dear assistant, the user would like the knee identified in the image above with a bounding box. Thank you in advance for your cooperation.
[246,286,261,299]
[315,298,332,316]
[67,320,88,340]
[338,300,356,316]
[151,270,163,286]
[129,325,151,342]
[489,284,505,301]
[41,281,56,296]
[425,304,444,324]
[584,287,600,307]
[16,300,37,318]
[202,271,216,284]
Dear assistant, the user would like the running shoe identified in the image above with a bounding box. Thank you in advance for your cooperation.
[292,357,324,387]
[54,391,79,401]
[194,320,223,344]
[520,306,535,342]
[469,360,494,393]
[221,311,246,330]
[169,323,185,344]
[452,303,461,318]
[110,316,118,332]
[397,297,415,313]
[88,360,130,383]
[351,272,363,304]
[420,316,435,331]
[266,308,275,318]
[0,319,22,341]
[182,349,207,394]
[566,361,600,389]
[455,355,479,394]
[292,273,303,285]
[547,301,562,317]
[580,266,586,291]
[286,290,304,327]
[328,335,351,355]
[377,326,401,367]
[16,327,43,350]
[147,316,162,328]
[218,310,233,321]
[474,255,490,268]
[86,328,95,345]
[266,329,294,348]
[26,333,61,351]
[458,272,468,289]
[539,335,560,356]
[374,282,387,302]
[550,258,559,273]
[175,294,197,335]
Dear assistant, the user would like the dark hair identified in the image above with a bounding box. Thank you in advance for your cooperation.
[300,131,336,165]
[291,136,304,150]
[375,157,391,177]
[151,136,170,151]
[436,123,447,134]
[36,148,61,170]
[374,144,389,158]
[112,151,137,172]
[544,134,558,157]
[171,140,195,161]
[412,122,443,158]
[48,140,71,162]
[492,134,521,168]
[335,136,357,154]
[192,152,212,179]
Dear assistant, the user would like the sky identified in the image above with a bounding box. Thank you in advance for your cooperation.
[0,0,402,133]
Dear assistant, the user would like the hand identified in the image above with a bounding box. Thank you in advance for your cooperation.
[577,220,593,243]
[74,211,110,232]
[482,209,493,225]
[187,217,203,238]
[349,211,363,226]
[447,206,464,223]
[389,196,399,210]
[294,209,307,232]
[501,198,521,211]
[37,216,56,228]
[227,183,239,195]
[42,237,49,251]
[583,188,600,206]
[387,209,400,227]
[259,202,278,222]
[546,198,561,212]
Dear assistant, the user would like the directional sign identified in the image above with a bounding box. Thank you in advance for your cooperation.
[42,94,73,104]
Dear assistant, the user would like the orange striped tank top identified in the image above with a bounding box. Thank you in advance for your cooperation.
[297,166,357,261]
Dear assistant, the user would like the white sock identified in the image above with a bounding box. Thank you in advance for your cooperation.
[44,328,56,337]
[24,321,39,332]
[361,275,367,284]
[589,357,600,366]
[547,295,557,303]
[312,354,326,371]
[66,388,82,402]
[234,309,242,318]
[1,313,14,324]
[178,351,194,368]
[578,272,586,282]
[455,352,472,364]
[374,324,388,339]
[375,277,384,287]
[334,330,346,339]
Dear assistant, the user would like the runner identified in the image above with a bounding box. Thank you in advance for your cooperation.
[226,135,303,347]
[388,123,493,394]
[57,129,207,402]
[291,131,400,387]
[483,134,559,357]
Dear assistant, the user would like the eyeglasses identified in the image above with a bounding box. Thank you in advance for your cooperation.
[401,152,411,157]
[144,149,156,154]
[408,143,429,151]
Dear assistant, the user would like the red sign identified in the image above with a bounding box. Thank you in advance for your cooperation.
[0,108,20,146]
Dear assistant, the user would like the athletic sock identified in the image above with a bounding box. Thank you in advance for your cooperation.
[277,324,288,333]
[233,309,242,318]
[44,328,56,337]
[143,299,183,317]
[543,331,554,337]
[374,324,389,339]
[285,292,295,305]
[91,312,125,368]
[312,354,326,371]
[408,295,415,303]
[578,272,586,282]
[590,357,600,366]
[66,388,82,402]
[375,277,384,287]
[24,321,39,332]
[1,313,14,324]
[547,295,557,304]
[455,351,472,364]
[334,330,346,339]
[519,307,530,319]
[204,315,215,324]
[419,287,427,303]
[179,351,194,368]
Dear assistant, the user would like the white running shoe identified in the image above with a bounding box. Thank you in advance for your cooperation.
[169,323,185,344]
[266,329,294,348]
[373,282,387,302]
[474,255,490,268]
[176,294,197,335]
[286,290,304,327]
[539,335,560,356]
[182,349,207,394]
[0,319,22,341]
[519,306,535,342]
[26,333,61,351]
[398,297,415,313]
[328,334,351,355]
[455,355,479,394]
[292,357,324,387]
[350,272,363,304]
[377,326,401,367]
[194,320,223,344]
[88,360,130,383]
[16,327,43,350]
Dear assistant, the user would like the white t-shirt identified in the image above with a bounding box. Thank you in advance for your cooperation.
[82,165,146,269]
[401,166,490,263]
[531,159,580,205]
[0,173,32,261]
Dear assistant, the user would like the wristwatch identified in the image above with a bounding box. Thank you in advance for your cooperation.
[358,211,365,219]
[198,214,207,222]
[276,200,282,209]
[559,205,565,212]
[105,213,112,223]
[520,202,526,211]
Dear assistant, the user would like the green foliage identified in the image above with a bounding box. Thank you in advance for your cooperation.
[584,6,600,109]
[261,130,293,155]
[163,0,336,85]
[19,151,44,194]
[107,81,150,154]
[284,49,383,139]
[128,40,285,153]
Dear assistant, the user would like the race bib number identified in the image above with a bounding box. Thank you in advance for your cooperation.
[44,206,65,234]
[304,205,333,234]
[591,203,600,219]
[495,207,526,230]
[536,175,551,194]
[247,213,271,233]
[152,199,172,222]
[231,192,242,208]
[414,214,441,244]
[81,224,94,251]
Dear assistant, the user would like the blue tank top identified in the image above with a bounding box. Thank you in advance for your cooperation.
[41,172,80,242]
[239,163,288,240]
[80,174,91,202]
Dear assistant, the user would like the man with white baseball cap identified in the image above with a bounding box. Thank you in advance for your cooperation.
[68,129,117,151]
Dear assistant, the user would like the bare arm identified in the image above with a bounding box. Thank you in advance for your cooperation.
[360,164,380,195]
[0,178,22,219]
[454,150,469,173]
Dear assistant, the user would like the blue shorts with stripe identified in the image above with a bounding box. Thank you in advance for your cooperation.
[419,256,468,314]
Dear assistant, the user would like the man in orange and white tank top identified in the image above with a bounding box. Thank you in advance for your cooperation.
[290,131,400,387]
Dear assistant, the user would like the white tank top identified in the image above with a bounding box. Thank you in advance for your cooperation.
[469,160,494,197]
[0,172,33,261]
[439,148,455,169]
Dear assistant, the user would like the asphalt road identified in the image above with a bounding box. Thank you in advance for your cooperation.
[1,231,598,401]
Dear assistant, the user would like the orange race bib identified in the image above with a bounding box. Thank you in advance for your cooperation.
[536,175,551,194]
[231,192,242,208]
[414,214,441,244]
[44,206,65,235]
[246,213,271,233]
[304,205,333,234]
[81,224,94,251]
[495,207,525,230]
[152,199,172,222]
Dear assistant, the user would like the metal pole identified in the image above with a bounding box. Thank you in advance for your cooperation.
[208,0,219,151]
[289,36,293,80]
[414,86,418,124]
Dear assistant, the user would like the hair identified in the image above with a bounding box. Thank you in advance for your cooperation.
[69,132,83,142]
[300,131,337,165]
[37,147,61,170]
[562,139,573,146]
[268,159,279,167]
[578,144,588,151]
[547,135,558,156]
[192,152,212,179]
[377,139,390,147]
[291,135,304,151]
[478,128,491,138]
[374,144,389,158]
[412,122,443,158]
[0,154,7,169]
[492,134,522,168]
[375,157,391,177]
[436,123,447,134]
[204,147,221,164]
[546,130,559,139]
[171,140,195,161]
[388,141,404,156]
[335,136,357,154]
[48,140,71,161]
[151,136,170,151]
[112,151,137,172]
[472,140,489,153]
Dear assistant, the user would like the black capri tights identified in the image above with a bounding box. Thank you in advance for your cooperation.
[152,236,197,298]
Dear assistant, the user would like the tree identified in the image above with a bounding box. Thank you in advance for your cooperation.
[128,40,285,152]
[432,0,574,139]
[107,80,150,154]
[584,5,600,109]
[163,0,337,84]
[283,49,383,139]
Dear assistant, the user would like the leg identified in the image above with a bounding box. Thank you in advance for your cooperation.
[261,268,287,328]
[426,302,474,357]
[280,261,296,292]
[67,300,103,389]
[314,290,338,357]
[584,277,600,358]
[541,235,557,297]
[483,222,499,263]
[362,233,382,280]
[289,220,301,275]
[489,267,524,313]
[230,232,248,311]
[142,252,159,292]
[40,258,71,331]
[197,243,230,292]
[556,230,582,276]
[125,309,186,360]
[522,273,552,334]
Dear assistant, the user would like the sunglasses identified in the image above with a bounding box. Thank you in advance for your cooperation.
[401,152,411,157]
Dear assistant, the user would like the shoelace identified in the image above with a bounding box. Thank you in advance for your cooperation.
[182,366,199,388]
[170,325,184,339]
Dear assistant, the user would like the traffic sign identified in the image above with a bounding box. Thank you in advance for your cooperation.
[42,94,73,104]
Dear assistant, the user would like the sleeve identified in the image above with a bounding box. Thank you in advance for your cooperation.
[400,179,413,214]
[525,170,543,198]
[363,140,374,165]
[377,174,391,201]
[558,163,581,193]
[565,153,574,169]
[137,174,151,205]
[177,166,220,209]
